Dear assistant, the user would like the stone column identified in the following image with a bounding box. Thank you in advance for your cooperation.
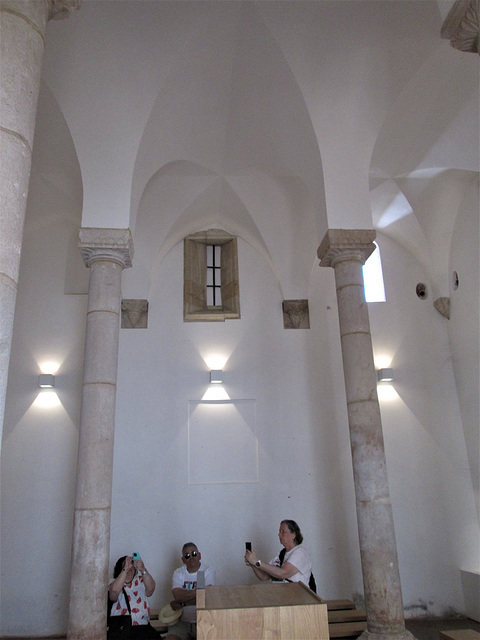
[67,228,133,640]
[0,0,80,441]
[318,229,414,640]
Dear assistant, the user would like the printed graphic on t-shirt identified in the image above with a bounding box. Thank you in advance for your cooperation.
[183,580,197,590]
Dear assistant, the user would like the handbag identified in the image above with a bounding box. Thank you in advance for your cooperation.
[107,588,132,640]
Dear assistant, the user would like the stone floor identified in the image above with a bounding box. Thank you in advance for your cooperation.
[3,617,480,639]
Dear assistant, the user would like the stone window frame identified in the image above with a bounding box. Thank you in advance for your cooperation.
[184,229,240,322]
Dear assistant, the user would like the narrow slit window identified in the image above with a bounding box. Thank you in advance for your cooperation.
[206,245,222,307]
[363,241,386,302]
[184,230,240,322]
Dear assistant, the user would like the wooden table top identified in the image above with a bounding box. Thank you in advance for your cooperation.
[203,582,324,610]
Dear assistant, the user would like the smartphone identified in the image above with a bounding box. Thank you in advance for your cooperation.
[245,542,252,552]
[132,552,140,561]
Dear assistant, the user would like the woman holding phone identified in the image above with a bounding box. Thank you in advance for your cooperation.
[244,520,313,589]
[108,554,158,638]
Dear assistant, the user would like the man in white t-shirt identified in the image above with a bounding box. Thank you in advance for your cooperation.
[165,542,215,640]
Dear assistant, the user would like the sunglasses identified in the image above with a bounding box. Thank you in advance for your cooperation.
[183,551,198,560]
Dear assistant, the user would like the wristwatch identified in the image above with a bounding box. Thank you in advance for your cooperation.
[141,570,147,575]
[255,560,261,568]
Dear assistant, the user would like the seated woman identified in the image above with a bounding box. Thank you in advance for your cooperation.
[108,554,159,638]
[244,519,313,588]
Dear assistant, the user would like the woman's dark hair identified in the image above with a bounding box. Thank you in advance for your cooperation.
[281,519,303,545]
[113,556,127,578]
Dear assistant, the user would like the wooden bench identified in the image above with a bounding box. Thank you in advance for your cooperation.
[325,599,367,638]
[328,608,368,623]
[325,599,356,611]
[440,630,480,640]
[329,621,369,638]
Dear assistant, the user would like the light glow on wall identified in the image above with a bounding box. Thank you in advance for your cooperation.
[374,354,393,370]
[33,390,62,409]
[203,353,228,370]
[377,384,399,402]
[202,385,230,401]
[39,360,61,375]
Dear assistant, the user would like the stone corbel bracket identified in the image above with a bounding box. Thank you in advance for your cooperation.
[283,299,310,329]
[441,0,479,53]
[121,299,149,329]
[48,0,82,20]
[434,297,450,319]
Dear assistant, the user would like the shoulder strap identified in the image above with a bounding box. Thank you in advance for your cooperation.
[271,548,287,582]
[122,587,132,615]
[279,548,316,593]
[107,587,132,619]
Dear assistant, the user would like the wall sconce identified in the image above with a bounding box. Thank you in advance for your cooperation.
[38,374,55,388]
[377,368,393,382]
[210,370,222,384]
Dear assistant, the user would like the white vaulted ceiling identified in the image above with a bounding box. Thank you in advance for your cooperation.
[39,0,479,297]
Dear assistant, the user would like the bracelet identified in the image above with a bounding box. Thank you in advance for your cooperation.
[141,570,147,575]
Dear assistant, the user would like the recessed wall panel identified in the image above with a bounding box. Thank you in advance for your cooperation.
[188,400,257,484]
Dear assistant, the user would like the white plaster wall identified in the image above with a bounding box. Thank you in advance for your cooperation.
[0,96,86,634]
[110,238,363,614]
[448,175,480,522]
[0,226,84,636]
[368,233,478,617]
[2,222,478,635]
[1,3,478,632]
[108,230,478,620]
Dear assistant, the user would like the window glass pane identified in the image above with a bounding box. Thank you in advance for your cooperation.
[363,241,386,302]
[206,244,222,306]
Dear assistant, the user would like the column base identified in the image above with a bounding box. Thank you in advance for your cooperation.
[358,630,417,640]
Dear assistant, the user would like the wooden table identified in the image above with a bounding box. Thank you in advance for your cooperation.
[196,582,329,639]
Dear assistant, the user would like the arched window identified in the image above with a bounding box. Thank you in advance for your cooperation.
[363,241,386,302]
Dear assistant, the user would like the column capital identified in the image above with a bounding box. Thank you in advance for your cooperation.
[79,228,134,269]
[317,229,376,268]
[48,0,81,21]
[441,0,479,53]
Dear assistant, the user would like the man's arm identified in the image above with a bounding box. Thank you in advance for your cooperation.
[171,587,196,609]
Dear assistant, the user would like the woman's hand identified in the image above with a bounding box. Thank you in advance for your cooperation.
[109,556,134,601]
[245,550,270,582]
[244,549,258,566]
[123,556,134,573]
[135,556,156,596]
